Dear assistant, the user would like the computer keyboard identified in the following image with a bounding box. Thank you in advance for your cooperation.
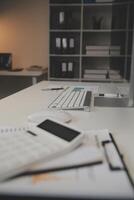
[48,87,93,111]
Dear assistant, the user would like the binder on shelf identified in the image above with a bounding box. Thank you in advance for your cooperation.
[69,38,75,54]
[68,62,74,78]
[59,11,65,25]
[62,38,68,54]
[69,38,74,48]
[61,62,67,78]
[60,62,74,78]
[55,38,61,54]
[55,37,76,55]
[56,38,61,48]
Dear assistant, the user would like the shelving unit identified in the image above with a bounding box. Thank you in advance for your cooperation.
[49,0,134,82]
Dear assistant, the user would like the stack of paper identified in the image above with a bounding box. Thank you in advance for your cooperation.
[84,69,107,74]
[86,46,109,56]
[109,69,122,80]
[110,46,120,56]
[85,45,120,56]
[32,145,103,172]
[83,69,107,80]
[83,74,106,80]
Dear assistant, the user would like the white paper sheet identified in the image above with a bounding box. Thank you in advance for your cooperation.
[0,129,133,198]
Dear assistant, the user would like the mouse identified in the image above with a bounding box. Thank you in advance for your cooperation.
[28,109,72,124]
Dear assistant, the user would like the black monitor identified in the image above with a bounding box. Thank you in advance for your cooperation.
[0,53,12,70]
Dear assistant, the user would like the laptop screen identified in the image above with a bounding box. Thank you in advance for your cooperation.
[0,53,12,70]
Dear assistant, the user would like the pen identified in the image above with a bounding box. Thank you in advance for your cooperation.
[41,87,64,91]
[8,160,103,180]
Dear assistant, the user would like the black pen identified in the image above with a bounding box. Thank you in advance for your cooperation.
[8,160,103,180]
[41,87,64,91]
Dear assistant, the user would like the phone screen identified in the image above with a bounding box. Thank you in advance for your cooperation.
[37,119,81,142]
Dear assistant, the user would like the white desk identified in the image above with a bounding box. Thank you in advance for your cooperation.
[0,81,133,198]
[0,70,45,85]
[0,70,46,99]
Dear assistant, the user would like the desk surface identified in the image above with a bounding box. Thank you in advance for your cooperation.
[0,69,44,76]
[0,80,133,196]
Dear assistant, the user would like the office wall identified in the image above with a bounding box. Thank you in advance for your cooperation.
[0,0,49,69]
